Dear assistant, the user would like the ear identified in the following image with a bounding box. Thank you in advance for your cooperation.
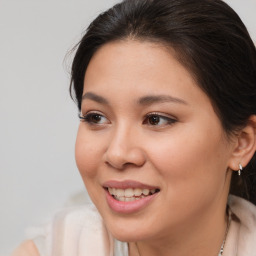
[228,115,256,172]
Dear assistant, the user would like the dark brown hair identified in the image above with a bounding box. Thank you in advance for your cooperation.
[70,0,256,204]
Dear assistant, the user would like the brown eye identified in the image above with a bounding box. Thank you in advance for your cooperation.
[143,114,177,126]
[79,112,109,125]
[90,114,102,123]
[148,115,160,125]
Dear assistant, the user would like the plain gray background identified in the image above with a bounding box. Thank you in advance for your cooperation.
[0,0,255,254]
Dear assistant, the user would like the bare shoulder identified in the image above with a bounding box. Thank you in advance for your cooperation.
[10,240,40,256]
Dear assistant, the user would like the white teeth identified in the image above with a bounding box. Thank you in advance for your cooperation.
[107,187,158,202]
[150,189,156,194]
[134,188,143,196]
[124,188,134,197]
[125,197,135,202]
[108,187,114,195]
[116,189,125,197]
[142,189,150,195]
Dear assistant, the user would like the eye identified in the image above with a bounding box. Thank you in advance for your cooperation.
[79,112,109,125]
[143,113,176,126]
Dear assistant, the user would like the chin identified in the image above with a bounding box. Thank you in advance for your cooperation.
[111,231,145,242]
[105,218,151,242]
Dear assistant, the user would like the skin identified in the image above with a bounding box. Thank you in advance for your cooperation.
[75,40,245,256]
[11,240,40,256]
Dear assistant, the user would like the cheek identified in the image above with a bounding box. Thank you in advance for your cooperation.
[75,126,106,205]
[147,126,228,192]
[75,126,102,179]
[146,134,227,223]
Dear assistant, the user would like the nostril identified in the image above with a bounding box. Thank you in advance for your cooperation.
[105,159,126,170]
[104,141,146,169]
[105,160,144,170]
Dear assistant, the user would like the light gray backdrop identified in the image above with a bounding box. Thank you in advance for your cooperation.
[0,0,255,254]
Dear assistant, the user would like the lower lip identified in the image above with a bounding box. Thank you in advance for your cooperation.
[104,189,158,214]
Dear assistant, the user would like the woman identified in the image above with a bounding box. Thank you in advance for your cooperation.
[12,0,256,255]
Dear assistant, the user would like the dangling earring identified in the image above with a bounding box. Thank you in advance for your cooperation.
[238,163,243,176]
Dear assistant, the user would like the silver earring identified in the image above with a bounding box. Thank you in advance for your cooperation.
[238,163,243,176]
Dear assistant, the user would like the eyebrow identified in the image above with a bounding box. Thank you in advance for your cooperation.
[138,95,188,106]
[82,92,109,104]
[82,92,188,106]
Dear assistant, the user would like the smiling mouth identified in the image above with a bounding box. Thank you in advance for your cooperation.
[106,187,160,202]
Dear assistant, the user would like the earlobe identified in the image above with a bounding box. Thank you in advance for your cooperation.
[228,115,256,171]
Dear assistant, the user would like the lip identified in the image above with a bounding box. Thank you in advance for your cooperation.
[103,180,160,214]
[102,180,159,190]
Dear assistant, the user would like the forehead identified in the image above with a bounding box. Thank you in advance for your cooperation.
[83,40,199,96]
[83,41,212,111]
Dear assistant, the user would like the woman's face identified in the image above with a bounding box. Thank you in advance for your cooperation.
[75,40,234,242]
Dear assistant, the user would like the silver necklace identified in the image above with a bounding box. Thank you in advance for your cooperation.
[135,210,232,256]
[218,209,232,256]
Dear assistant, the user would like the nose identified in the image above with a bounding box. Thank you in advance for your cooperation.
[103,125,146,170]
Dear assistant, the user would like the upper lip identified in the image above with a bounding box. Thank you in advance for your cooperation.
[102,180,159,190]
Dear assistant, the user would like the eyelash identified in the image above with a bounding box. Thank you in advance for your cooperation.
[79,112,177,127]
[79,112,108,125]
[143,112,177,126]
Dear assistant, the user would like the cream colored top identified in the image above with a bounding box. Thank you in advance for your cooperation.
[11,195,256,256]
